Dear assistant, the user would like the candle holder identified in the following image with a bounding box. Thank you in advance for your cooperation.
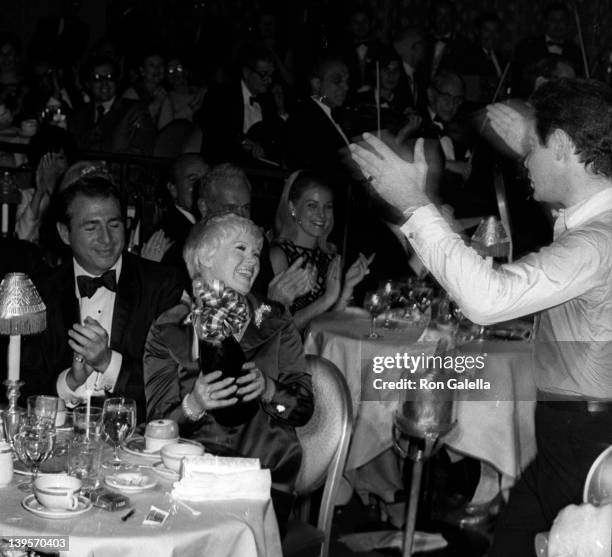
[3,379,24,447]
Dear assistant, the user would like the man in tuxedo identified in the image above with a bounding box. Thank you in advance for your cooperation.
[512,2,582,97]
[68,56,155,154]
[20,177,183,422]
[160,153,209,247]
[392,27,428,112]
[196,45,285,164]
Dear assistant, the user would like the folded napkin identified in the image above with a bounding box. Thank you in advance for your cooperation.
[171,455,271,501]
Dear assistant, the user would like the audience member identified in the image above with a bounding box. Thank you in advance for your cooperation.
[270,170,371,330]
[69,56,155,154]
[523,53,577,98]
[196,45,285,163]
[144,213,314,535]
[392,27,428,112]
[512,2,581,97]
[157,57,206,129]
[19,176,183,422]
[285,55,350,173]
[123,48,167,125]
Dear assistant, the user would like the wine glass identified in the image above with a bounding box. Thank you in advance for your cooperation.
[13,422,55,492]
[412,283,434,317]
[379,280,401,329]
[363,291,385,339]
[101,398,136,471]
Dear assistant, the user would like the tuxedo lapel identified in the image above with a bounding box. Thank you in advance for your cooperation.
[110,254,137,349]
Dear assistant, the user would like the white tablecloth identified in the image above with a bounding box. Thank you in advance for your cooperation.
[304,309,537,500]
[0,449,282,557]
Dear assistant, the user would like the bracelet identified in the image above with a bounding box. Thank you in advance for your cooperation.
[182,394,207,422]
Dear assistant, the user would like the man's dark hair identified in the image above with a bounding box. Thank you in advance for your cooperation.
[476,12,501,29]
[310,53,347,81]
[523,54,575,93]
[531,78,612,179]
[239,44,274,70]
[170,153,207,184]
[55,176,122,227]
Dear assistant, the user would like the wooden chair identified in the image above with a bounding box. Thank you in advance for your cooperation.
[282,355,353,557]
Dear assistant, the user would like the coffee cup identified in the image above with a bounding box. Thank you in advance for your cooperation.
[145,419,179,452]
[34,474,81,510]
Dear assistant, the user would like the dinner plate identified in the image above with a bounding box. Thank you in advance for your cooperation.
[151,461,179,482]
[105,471,157,493]
[22,494,92,519]
[122,436,203,459]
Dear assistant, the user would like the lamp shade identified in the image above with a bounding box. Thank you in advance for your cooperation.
[471,216,510,259]
[0,273,46,335]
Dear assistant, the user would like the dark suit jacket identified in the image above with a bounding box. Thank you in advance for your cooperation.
[20,253,184,422]
[285,98,349,173]
[395,68,428,113]
[68,98,155,155]
[196,81,284,163]
[159,205,194,245]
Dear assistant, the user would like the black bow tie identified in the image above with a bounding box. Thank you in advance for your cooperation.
[77,270,117,299]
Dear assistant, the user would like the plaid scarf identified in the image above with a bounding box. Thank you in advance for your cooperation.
[186,279,250,341]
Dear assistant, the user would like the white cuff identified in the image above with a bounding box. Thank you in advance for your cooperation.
[98,350,122,393]
[56,368,90,408]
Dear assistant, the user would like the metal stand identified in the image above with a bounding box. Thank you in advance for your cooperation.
[393,416,456,557]
[3,379,24,447]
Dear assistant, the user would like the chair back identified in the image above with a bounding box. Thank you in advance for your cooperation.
[294,355,353,556]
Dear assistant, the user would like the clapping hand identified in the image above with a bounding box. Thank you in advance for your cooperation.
[344,252,375,289]
[68,316,112,372]
[486,102,530,157]
[350,134,430,214]
[267,256,314,306]
[140,230,173,262]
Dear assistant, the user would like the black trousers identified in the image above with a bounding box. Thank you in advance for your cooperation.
[488,402,612,557]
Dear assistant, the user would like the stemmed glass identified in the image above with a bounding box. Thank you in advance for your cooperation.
[380,280,401,329]
[363,291,385,339]
[27,395,58,424]
[13,420,56,492]
[101,398,136,471]
[412,283,434,318]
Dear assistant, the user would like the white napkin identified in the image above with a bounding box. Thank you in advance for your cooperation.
[171,455,271,501]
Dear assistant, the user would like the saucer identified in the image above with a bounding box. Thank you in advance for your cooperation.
[122,436,202,459]
[22,494,92,519]
[105,471,157,492]
[151,461,179,481]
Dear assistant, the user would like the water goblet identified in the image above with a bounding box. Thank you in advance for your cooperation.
[379,280,401,329]
[412,284,434,317]
[101,397,136,471]
[27,395,58,424]
[363,291,385,339]
[13,423,55,492]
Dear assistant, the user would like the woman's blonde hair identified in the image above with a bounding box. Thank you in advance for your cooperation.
[273,170,335,253]
[183,213,263,281]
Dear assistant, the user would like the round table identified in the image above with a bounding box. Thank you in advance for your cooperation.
[0,444,282,557]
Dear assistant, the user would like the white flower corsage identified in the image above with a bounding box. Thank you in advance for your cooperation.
[254,304,272,328]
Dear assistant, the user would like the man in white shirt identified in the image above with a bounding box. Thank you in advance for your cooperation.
[350,78,612,556]
[20,176,183,422]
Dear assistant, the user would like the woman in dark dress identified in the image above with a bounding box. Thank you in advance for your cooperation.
[270,171,372,330]
[144,214,313,536]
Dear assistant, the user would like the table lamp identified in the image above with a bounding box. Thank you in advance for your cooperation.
[0,273,46,441]
[470,215,511,264]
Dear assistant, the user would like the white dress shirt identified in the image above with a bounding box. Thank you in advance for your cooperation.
[56,257,124,407]
[311,96,350,145]
[241,80,263,134]
[401,188,612,399]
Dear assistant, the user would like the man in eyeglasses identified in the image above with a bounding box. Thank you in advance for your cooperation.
[195,45,286,164]
[68,56,155,154]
